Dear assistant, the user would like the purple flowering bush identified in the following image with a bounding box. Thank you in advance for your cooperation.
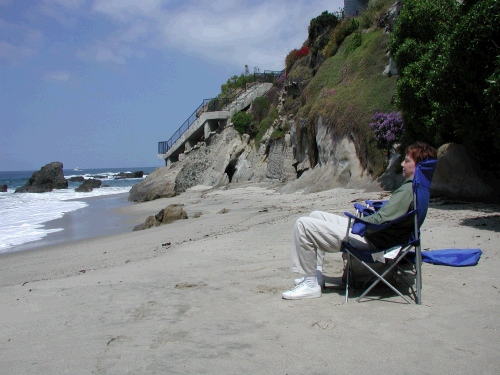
[369,111,404,151]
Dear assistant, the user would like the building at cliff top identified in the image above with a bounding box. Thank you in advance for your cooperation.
[344,0,369,17]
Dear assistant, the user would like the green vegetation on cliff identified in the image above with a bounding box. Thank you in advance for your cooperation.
[284,0,396,176]
[298,29,397,176]
[390,0,500,173]
[281,0,498,177]
[231,0,498,180]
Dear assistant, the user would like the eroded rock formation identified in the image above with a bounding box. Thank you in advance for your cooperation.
[15,162,68,193]
[128,165,180,202]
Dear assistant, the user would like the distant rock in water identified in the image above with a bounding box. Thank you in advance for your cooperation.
[69,176,85,182]
[15,162,68,193]
[75,179,102,192]
[115,171,144,179]
[0,184,7,192]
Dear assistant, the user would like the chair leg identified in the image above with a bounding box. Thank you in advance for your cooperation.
[393,265,417,300]
[356,260,412,304]
[348,249,413,304]
[416,245,422,305]
[345,253,350,303]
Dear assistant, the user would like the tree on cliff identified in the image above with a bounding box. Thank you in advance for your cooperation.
[390,0,500,173]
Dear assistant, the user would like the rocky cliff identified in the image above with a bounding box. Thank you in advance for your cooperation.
[132,2,499,203]
[130,96,382,202]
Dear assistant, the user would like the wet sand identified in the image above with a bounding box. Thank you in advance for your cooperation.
[1,183,499,374]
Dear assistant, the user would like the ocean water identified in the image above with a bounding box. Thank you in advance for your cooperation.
[0,167,157,253]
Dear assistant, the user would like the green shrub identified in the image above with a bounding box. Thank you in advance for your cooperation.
[232,111,254,135]
[298,29,397,176]
[220,74,255,97]
[254,106,279,147]
[285,48,300,75]
[352,31,362,49]
[308,11,340,60]
[271,127,286,140]
[308,11,340,43]
[251,96,271,123]
[359,0,394,29]
[322,19,359,58]
[390,0,500,172]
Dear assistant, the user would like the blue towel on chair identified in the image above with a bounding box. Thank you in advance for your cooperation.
[422,249,483,266]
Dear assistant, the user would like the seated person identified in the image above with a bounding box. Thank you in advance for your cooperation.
[282,141,437,300]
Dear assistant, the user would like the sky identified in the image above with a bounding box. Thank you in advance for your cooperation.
[0,0,343,171]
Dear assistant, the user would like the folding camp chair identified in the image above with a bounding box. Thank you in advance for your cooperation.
[341,159,438,304]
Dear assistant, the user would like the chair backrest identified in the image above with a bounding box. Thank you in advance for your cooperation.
[349,158,438,242]
[412,158,438,230]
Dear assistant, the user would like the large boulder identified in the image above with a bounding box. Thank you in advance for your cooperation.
[432,143,500,202]
[15,162,68,193]
[133,204,188,231]
[0,184,7,192]
[75,179,102,192]
[128,165,179,202]
[155,204,188,224]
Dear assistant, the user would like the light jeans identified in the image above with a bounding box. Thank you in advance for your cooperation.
[290,211,376,275]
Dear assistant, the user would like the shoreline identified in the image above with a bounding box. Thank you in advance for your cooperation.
[1,184,499,373]
[4,192,139,254]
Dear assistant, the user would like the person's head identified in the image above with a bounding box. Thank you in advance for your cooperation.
[401,142,437,179]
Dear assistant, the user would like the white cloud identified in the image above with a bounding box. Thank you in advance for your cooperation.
[0,40,34,63]
[83,0,343,70]
[43,70,72,82]
[0,19,43,64]
[38,0,88,27]
[77,42,125,64]
[2,0,344,70]
[92,0,165,22]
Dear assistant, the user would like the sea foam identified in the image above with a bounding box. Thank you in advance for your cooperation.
[0,186,131,252]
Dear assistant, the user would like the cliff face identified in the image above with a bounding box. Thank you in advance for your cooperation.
[131,123,294,202]
[131,11,398,202]
[131,2,499,203]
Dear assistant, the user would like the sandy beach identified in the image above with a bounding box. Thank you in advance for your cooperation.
[1,183,499,374]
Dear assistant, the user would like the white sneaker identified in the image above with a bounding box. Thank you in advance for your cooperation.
[282,282,322,300]
[294,276,305,286]
[294,270,325,289]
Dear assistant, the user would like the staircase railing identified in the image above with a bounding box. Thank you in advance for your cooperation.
[158,69,285,155]
[254,70,285,84]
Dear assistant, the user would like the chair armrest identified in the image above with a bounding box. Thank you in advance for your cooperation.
[365,200,388,211]
[354,203,375,217]
[344,210,416,236]
[344,212,371,236]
